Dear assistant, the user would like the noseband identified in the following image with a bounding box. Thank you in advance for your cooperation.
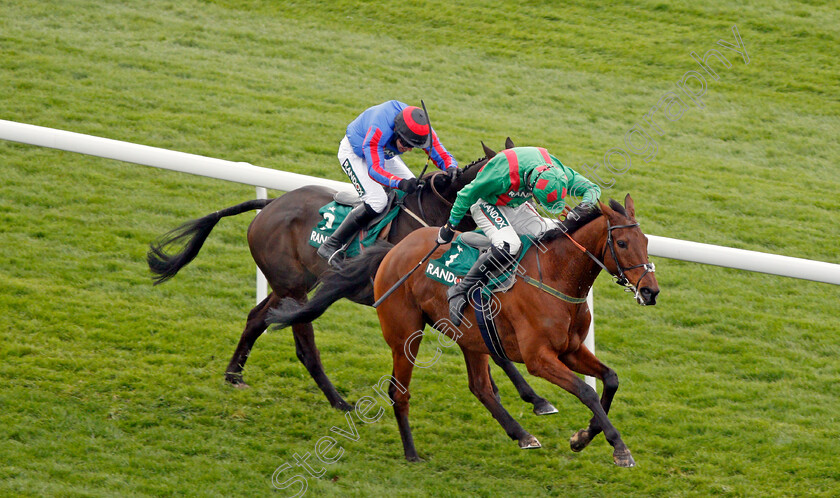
[605,220,656,301]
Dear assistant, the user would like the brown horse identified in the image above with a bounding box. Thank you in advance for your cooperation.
[365,195,658,466]
[148,139,556,415]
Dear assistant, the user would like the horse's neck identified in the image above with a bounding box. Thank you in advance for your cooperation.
[387,185,447,243]
[543,217,608,296]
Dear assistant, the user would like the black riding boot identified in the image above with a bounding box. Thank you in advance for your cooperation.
[446,244,514,326]
[317,203,379,268]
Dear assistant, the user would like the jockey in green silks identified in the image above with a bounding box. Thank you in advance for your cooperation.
[436,146,601,326]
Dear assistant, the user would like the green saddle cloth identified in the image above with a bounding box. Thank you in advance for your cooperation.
[308,199,402,258]
[425,232,534,291]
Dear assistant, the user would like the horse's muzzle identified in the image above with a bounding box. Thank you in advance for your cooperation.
[638,286,659,306]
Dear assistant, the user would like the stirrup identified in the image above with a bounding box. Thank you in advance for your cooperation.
[325,244,348,269]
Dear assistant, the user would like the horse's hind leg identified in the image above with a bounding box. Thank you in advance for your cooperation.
[225,292,353,411]
[465,350,541,450]
[560,345,620,453]
[225,293,279,388]
[292,321,353,412]
[378,298,425,461]
[491,356,558,416]
[389,357,420,462]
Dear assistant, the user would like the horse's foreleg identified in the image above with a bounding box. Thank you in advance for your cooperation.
[225,293,278,388]
[526,350,634,467]
[389,359,420,462]
[491,356,558,416]
[560,344,618,453]
[292,321,353,412]
[465,350,541,450]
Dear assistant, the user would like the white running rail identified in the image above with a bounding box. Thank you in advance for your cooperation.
[4,120,839,389]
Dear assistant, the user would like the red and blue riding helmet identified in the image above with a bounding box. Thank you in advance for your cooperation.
[394,106,432,149]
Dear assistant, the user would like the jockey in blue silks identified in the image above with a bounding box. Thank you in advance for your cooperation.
[318,100,459,266]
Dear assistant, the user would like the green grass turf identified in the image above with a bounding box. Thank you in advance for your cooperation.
[1,0,838,496]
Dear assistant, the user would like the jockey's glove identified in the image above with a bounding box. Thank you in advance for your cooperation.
[436,222,456,245]
[446,166,462,181]
[397,177,418,194]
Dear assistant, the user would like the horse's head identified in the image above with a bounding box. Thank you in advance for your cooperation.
[598,194,660,305]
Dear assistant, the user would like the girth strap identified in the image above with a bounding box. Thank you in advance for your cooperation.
[471,287,509,361]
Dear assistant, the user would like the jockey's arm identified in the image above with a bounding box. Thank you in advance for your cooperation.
[423,129,458,171]
[447,172,506,227]
[362,126,402,188]
[566,168,602,206]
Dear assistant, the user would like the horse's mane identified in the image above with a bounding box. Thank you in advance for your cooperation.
[539,204,604,242]
[539,199,629,243]
[419,156,486,182]
[463,156,488,171]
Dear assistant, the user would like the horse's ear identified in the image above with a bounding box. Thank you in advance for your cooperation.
[598,199,614,216]
[481,141,497,158]
[504,137,515,149]
[624,193,636,220]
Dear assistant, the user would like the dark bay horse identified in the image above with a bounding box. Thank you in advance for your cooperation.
[147,139,556,415]
[361,195,658,466]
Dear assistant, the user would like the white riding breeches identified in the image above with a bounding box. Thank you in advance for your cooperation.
[337,135,413,213]
[469,200,553,255]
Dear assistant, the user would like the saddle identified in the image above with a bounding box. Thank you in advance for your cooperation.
[308,190,404,258]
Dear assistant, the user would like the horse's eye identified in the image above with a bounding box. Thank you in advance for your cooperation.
[617,240,627,248]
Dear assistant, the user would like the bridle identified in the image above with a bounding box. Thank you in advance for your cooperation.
[426,171,453,207]
[565,218,656,303]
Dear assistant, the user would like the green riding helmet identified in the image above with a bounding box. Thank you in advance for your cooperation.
[530,166,568,214]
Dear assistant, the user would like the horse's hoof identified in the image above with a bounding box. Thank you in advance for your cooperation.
[225,373,250,389]
[519,435,541,449]
[533,401,559,416]
[405,455,424,462]
[570,429,592,452]
[613,448,636,468]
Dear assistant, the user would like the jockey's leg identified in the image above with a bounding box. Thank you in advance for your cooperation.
[446,202,520,326]
[318,137,388,267]
[316,202,378,267]
[510,201,552,247]
[446,244,513,326]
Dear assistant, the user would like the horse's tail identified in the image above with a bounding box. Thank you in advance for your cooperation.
[267,241,394,329]
[147,199,274,285]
